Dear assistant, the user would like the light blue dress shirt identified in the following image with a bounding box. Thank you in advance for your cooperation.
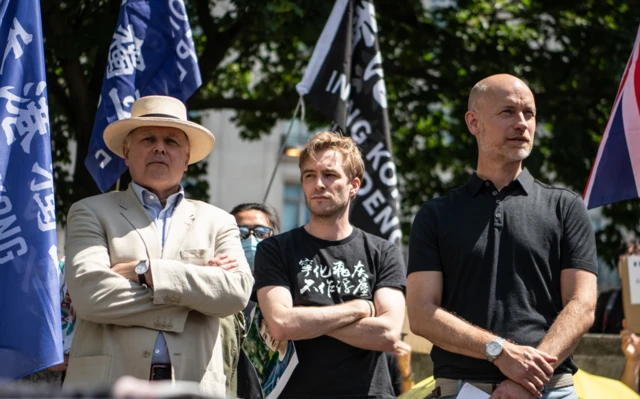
[131,182,184,366]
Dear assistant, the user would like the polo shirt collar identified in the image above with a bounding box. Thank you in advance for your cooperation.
[514,168,534,195]
[466,167,534,197]
[467,172,485,197]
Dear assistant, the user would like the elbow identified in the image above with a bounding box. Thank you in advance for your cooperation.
[269,325,289,342]
[408,304,437,340]
[584,300,597,331]
[379,330,401,353]
[265,318,291,341]
[212,292,250,317]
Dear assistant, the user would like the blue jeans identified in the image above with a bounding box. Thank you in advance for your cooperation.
[441,385,577,399]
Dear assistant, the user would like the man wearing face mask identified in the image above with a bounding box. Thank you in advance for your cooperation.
[230,203,280,399]
[231,203,280,326]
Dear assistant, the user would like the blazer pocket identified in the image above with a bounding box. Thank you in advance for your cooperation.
[180,248,211,266]
[65,355,112,387]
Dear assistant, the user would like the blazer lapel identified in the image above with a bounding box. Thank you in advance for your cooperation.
[161,198,195,260]
[119,185,162,259]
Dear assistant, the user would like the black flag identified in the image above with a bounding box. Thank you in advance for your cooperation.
[297,0,402,245]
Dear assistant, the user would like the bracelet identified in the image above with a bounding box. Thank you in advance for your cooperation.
[366,300,374,317]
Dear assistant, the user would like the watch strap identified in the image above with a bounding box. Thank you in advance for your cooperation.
[138,271,148,286]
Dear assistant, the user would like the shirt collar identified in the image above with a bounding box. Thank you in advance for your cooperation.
[466,167,534,197]
[131,182,184,210]
[514,168,534,195]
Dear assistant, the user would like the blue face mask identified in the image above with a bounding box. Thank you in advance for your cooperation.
[242,235,260,270]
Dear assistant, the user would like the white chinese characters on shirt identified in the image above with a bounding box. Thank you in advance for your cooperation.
[298,258,370,298]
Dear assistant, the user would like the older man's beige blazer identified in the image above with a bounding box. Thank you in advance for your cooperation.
[63,185,253,397]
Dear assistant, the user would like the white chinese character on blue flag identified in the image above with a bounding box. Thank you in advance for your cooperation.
[85,0,202,192]
[0,0,64,379]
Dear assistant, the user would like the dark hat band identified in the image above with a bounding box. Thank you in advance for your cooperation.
[139,113,181,119]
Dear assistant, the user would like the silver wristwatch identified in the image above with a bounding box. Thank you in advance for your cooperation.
[486,337,505,363]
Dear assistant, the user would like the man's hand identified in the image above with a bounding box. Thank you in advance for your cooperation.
[490,379,535,399]
[207,254,239,271]
[493,341,556,397]
[621,319,640,360]
[111,260,139,282]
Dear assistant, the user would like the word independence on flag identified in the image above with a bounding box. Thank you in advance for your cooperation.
[0,0,64,379]
[584,25,640,209]
[85,0,202,192]
[297,0,402,245]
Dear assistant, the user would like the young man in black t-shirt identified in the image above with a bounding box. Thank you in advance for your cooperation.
[254,132,406,399]
[406,75,598,399]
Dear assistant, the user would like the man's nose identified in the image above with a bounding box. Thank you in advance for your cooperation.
[514,112,528,130]
[153,141,166,153]
[314,176,326,189]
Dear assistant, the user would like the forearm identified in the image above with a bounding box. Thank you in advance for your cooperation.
[537,298,595,369]
[69,269,190,330]
[621,359,640,392]
[266,300,369,341]
[411,303,494,359]
[326,313,401,352]
[151,259,254,317]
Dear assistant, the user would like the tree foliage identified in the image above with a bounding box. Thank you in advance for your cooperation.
[43,0,640,267]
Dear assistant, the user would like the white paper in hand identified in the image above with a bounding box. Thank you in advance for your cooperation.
[457,383,490,399]
[628,255,640,305]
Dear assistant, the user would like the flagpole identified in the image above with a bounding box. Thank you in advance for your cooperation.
[262,97,303,203]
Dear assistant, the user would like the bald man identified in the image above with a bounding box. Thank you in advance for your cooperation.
[406,74,597,399]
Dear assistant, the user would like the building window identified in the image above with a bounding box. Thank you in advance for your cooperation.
[283,183,309,232]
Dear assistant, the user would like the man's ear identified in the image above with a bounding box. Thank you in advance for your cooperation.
[349,176,361,198]
[122,144,129,166]
[465,110,480,137]
[184,151,190,171]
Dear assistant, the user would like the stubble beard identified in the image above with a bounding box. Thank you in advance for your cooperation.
[477,130,532,164]
[305,195,350,220]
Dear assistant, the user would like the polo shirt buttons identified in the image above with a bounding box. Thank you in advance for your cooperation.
[485,182,490,187]
[143,350,151,358]
[495,213,501,218]
[492,191,498,196]
[496,199,501,204]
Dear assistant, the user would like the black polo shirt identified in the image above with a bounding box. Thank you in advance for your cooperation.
[407,168,597,381]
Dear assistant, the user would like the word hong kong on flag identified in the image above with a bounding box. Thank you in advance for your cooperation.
[297,0,402,245]
[85,0,202,192]
[584,25,640,209]
[0,0,64,379]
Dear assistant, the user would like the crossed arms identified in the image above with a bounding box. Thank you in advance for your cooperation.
[257,285,406,352]
[65,201,254,332]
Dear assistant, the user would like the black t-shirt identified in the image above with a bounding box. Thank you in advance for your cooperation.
[254,226,406,398]
[407,169,598,380]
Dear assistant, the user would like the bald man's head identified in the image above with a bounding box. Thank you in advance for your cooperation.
[468,74,533,111]
[464,74,536,165]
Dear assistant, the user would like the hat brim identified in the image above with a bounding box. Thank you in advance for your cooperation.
[103,117,215,164]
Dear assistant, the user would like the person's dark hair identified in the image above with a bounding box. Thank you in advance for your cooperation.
[230,203,281,233]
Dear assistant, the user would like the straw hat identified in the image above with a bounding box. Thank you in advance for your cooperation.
[103,95,215,164]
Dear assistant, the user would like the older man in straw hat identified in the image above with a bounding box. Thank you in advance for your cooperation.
[63,95,253,396]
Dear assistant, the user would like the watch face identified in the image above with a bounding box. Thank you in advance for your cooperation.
[135,261,148,274]
[487,341,502,356]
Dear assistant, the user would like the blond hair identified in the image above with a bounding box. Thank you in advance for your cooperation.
[298,131,365,181]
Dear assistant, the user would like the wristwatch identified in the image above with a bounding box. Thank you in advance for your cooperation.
[135,260,149,286]
[486,337,505,363]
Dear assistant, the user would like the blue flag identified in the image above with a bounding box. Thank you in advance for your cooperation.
[85,0,202,192]
[0,0,64,379]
